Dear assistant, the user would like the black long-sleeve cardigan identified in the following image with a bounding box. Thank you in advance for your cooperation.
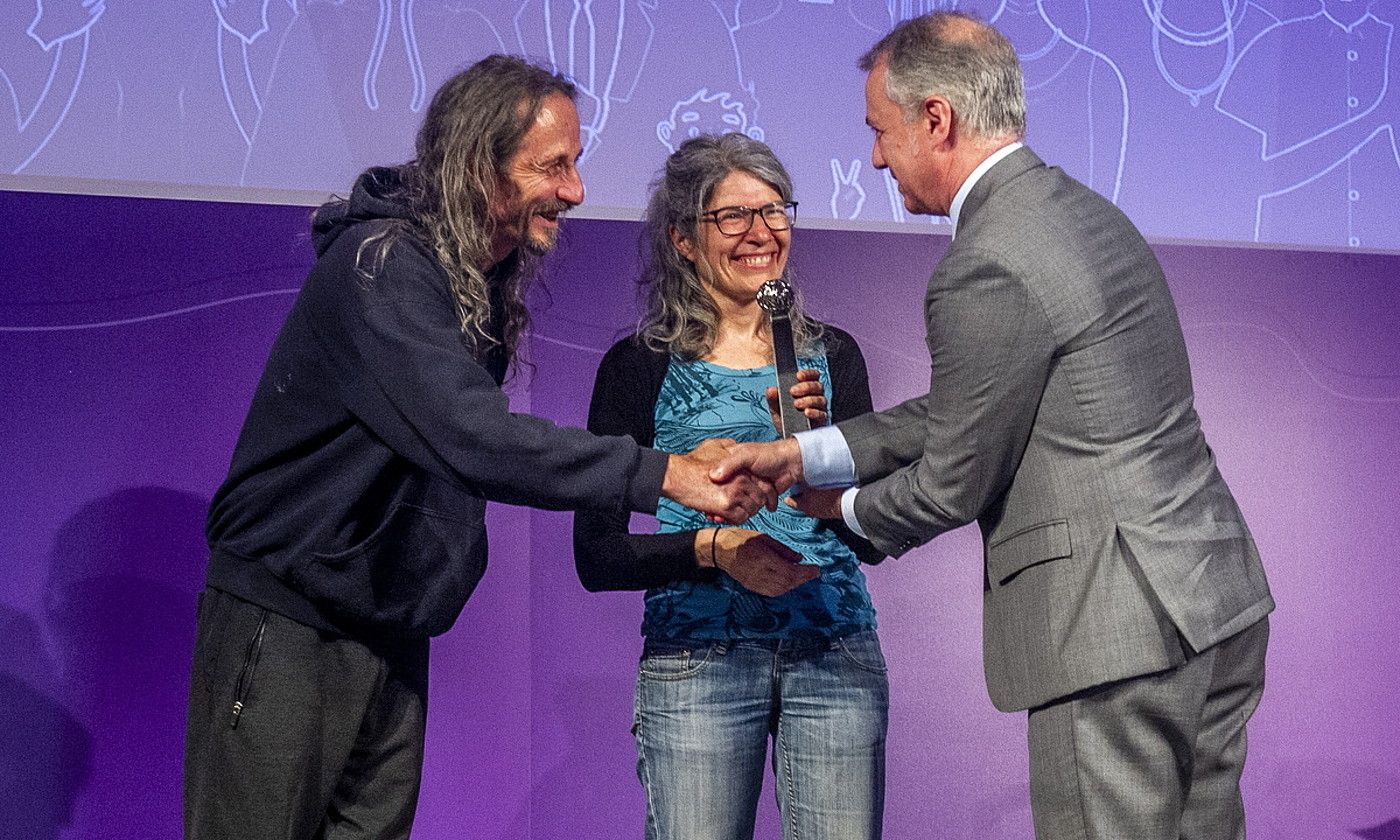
[573,324,886,593]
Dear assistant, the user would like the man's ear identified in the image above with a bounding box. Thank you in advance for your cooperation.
[669,225,697,263]
[922,95,954,145]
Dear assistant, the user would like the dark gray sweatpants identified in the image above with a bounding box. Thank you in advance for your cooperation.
[183,587,429,840]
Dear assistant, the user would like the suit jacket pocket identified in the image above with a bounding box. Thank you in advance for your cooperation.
[987,519,1072,586]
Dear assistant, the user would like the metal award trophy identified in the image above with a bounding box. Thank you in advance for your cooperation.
[756,278,809,437]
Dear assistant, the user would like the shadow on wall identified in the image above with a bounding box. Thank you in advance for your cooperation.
[41,487,210,839]
[0,608,90,840]
[528,670,641,838]
[1254,759,1400,840]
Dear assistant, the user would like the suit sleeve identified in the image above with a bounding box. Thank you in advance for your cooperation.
[571,342,720,592]
[837,393,932,482]
[849,247,1058,557]
[833,322,931,482]
[308,240,669,515]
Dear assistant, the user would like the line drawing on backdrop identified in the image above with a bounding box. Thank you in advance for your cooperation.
[1215,0,1399,248]
[364,0,424,111]
[846,0,963,36]
[213,0,301,154]
[1141,0,1280,106]
[707,0,781,93]
[1,0,105,173]
[830,157,867,219]
[226,0,516,187]
[514,0,657,162]
[657,88,764,153]
[654,0,779,161]
[990,0,1129,204]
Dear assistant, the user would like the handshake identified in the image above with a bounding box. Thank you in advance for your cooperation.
[654,373,852,598]
[660,436,802,525]
[660,369,848,526]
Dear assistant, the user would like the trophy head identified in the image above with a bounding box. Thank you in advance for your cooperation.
[755,278,794,313]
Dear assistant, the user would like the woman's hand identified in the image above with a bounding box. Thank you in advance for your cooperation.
[696,528,818,597]
[766,368,828,431]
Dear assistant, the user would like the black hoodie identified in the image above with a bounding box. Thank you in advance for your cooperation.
[205,168,667,639]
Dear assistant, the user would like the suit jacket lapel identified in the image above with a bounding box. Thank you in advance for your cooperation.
[956,146,1045,237]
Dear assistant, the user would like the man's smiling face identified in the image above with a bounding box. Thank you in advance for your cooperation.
[490,93,585,260]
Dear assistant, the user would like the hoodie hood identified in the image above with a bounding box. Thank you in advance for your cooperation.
[312,166,415,257]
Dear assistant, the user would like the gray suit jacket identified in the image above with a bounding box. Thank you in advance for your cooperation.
[841,147,1273,712]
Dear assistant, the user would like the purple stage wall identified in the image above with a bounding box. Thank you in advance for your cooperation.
[2,189,1398,839]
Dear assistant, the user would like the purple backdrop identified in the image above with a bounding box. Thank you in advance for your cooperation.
[6,0,1400,252]
[2,189,1398,839]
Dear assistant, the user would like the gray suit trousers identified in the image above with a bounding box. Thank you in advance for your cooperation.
[1027,617,1269,840]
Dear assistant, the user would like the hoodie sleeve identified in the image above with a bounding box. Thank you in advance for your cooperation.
[304,232,668,514]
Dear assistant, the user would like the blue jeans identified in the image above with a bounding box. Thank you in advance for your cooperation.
[633,630,888,840]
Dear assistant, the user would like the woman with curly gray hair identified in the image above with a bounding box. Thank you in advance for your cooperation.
[573,133,889,839]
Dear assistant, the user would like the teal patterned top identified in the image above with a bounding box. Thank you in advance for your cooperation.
[644,345,877,640]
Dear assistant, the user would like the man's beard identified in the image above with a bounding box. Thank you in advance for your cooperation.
[516,199,572,256]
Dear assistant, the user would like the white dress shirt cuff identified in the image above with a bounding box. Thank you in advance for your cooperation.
[794,425,857,488]
[839,487,867,538]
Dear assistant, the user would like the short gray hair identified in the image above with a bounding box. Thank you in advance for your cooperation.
[637,133,821,359]
[859,11,1026,141]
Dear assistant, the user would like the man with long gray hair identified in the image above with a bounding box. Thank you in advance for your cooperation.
[183,55,801,839]
[714,12,1273,838]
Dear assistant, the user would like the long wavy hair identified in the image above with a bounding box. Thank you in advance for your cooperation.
[637,133,821,360]
[336,55,576,369]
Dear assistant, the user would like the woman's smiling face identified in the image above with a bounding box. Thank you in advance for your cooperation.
[675,169,791,308]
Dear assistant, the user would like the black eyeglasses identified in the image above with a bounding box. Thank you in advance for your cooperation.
[698,201,798,236]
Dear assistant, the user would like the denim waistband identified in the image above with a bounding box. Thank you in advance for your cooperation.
[645,626,877,654]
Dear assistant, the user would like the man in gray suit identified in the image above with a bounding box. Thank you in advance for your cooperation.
[712,12,1274,839]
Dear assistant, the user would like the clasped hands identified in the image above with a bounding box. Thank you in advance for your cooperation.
[662,369,841,525]
[697,436,845,522]
[666,437,846,597]
[658,372,848,597]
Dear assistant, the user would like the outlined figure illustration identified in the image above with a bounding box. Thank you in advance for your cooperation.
[830,157,867,219]
[306,1,509,116]
[236,0,511,186]
[514,0,657,161]
[1,0,105,172]
[674,0,779,168]
[705,0,782,89]
[1256,123,1400,248]
[364,0,426,111]
[1140,0,1281,106]
[213,0,302,155]
[656,87,764,152]
[1216,0,1400,248]
[354,0,509,115]
[990,0,1129,203]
